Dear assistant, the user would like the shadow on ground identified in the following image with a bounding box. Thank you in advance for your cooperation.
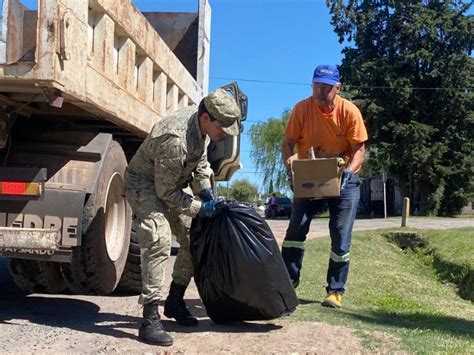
[0,290,282,340]
[157,298,283,333]
[0,294,140,341]
[298,298,320,305]
[0,256,139,342]
[347,311,474,339]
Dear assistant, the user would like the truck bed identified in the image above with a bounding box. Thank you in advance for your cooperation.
[0,0,210,138]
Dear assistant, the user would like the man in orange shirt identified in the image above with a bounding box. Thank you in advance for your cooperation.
[281,65,368,309]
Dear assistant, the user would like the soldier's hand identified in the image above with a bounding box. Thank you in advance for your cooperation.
[199,199,224,218]
[198,188,215,202]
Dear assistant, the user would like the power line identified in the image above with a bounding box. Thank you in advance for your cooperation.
[241,131,284,137]
[348,86,473,91]
[232,171,268,175]
[212,76,309,87]
[212,76,473,91]
[243,120,260,123]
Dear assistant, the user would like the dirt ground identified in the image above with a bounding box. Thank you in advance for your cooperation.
[0,217,471,353]
[0,259,373,354]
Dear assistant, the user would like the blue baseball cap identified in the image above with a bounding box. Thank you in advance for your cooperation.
[312,65,340,86]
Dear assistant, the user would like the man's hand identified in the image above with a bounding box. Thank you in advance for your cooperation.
[340,168,353,192]
[282,137,296,172]
[199,199,224,218]
[198,188,215,202]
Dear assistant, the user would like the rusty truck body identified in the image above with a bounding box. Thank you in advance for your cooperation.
[0,0,244,294]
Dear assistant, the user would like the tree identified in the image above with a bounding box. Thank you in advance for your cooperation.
[216,183,231,199]
[248,109,291,193]
[229,179,259,203]
[327,0,474,215]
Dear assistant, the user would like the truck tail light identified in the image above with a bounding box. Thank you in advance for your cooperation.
[0,181,42,196]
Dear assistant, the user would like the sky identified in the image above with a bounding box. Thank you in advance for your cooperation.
[19,0,345,194]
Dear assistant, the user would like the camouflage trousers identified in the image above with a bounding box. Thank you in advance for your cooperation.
[125,187,194,305]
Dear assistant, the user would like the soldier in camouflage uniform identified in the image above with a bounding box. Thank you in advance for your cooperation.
[124,89,241,346]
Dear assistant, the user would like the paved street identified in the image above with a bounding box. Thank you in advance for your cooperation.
[265,215,473,244]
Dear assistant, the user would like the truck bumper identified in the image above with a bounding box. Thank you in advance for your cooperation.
[0,227,60,250]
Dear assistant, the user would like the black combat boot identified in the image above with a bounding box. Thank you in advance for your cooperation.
[138,301,173,346]
[164,281,199,326]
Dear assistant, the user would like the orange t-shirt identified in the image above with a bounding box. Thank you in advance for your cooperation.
[285,95,368,162]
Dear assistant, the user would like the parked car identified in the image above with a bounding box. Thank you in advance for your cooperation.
[265,197,293,219]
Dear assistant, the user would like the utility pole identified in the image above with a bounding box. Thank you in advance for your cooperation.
[401,197,410,227]
[382,171,387,219]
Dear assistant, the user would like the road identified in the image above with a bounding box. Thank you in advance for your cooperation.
[267,215,474,245]
[0,216,472,353]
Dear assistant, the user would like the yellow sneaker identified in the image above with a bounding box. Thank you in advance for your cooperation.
[322,292,342,308]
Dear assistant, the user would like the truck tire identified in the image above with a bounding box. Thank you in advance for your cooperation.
[265,208,276,219]
[61,141,132,295]
[117,225,179,293]
[7,259,66,294]
[117,228,142,293]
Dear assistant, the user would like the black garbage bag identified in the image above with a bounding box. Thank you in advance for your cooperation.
[190,201,299,323]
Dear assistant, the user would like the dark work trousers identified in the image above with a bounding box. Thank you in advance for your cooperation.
[282,172,360,294]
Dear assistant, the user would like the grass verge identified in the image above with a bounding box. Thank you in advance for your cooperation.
[412,228,474,301]
[291,227,474,353]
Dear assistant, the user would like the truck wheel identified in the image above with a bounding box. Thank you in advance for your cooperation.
[266,208,276,219]
[7,259,66,294]
[61,141,132,295]
[117,227,142,293]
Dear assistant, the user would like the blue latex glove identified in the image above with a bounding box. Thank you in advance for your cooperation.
[340,169,353,191]
[198,188,215,202]
[199,199,223,218]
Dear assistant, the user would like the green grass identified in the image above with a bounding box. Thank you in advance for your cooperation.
[290,227,474,353]
[386,229,474,301]
[420,229,474,301]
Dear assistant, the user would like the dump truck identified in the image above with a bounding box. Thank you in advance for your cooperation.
[0,0,246,295]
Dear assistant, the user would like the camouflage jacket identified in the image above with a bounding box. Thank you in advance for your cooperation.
[125,106,212,216]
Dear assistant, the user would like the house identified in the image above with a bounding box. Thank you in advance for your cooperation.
[359,174,403,217]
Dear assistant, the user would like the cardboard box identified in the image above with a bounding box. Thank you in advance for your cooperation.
[291,158,342,198]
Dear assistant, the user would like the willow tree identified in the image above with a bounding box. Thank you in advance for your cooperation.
[327,0,474,215]
[248,109,291,194]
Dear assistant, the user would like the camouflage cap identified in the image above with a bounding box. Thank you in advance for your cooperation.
[203,88,241,136]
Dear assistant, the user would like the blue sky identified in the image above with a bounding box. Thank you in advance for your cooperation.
[20,0,344,193]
